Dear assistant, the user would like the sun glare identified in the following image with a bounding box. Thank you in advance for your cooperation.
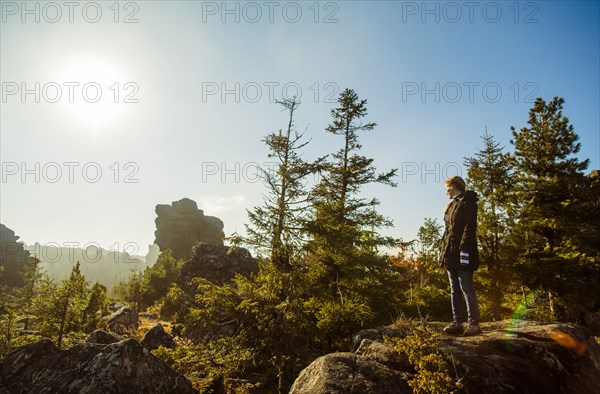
[57,57,132,129]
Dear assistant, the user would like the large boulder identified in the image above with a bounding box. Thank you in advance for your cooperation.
[105,306,139,335]
[289,352,411,394]
[154,198,225,261]
[86,330,122,345]
[0,338,58,384]
[177,242,258,292]
[442,321,600,393]
[291,320,600,394]
[0,338,195,394]
[140,323,177,351]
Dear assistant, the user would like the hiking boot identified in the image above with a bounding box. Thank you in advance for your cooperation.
[463,324,482,336]
[443,322,464,334]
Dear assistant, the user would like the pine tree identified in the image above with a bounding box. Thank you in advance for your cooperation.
[304,88,399,345]
[510,97,595,317]
[464,131,516,319]
[56,262,88,349]
[510,97,589,251]
[114,269,145,313]
[30,262,89,349]
[82,282,109,332]
[236,97,315,272]
[142,249,182,306]
[306,88,397,289]
[577,171,600,255]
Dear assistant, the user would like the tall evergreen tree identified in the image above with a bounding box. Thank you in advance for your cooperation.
[306,88,397,287]
[577,170,600,256]
[464,131,516,319]
[510,97,589,251]
[30,262,89,349]
[55,262,88,349]
[510,97,595,316]
[239,97,315,271]
[304,88,400,345]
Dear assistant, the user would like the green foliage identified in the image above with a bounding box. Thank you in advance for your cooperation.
[113,270,144,312]
[390,220,450,321]
[510,96,589,251]
[114,249,183,312]
[158,90,411,393]
[155,264,322,392]
[183,278,241,341]
[29,262,89,349]
[464,132,518,320]
[508,97,600,313]
[406,284,450,320]
[302,88,400,345]
[385,325,462,394]
[413,218,448,290]
[142,249,183,306]
[234,97,315,272]
[306,295,373,346]
[159,284,190,321]
[5,333,43,354]
[82,282,110,332]
[153,335,254,380]
[306,88,397,266]
[0,309,19,357]
[0,259,46,356]
[14,262,104,350]
[464,131,515,262]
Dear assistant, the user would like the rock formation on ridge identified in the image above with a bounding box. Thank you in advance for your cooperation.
[154,198,225,261]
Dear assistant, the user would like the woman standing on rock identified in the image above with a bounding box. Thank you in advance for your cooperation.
[439,176,482,336]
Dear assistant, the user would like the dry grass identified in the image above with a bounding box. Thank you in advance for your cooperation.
[135,310,173,340]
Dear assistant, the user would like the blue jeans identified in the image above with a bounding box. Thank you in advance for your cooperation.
[447,269,480,325]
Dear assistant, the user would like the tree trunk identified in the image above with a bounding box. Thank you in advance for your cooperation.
[277,359,295,394]
[548,290,555,320]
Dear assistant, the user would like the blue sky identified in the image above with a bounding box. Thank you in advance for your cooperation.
[1,1,598,258]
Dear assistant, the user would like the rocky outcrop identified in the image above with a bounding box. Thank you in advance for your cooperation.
[104,306,139,335]
[154,198,225,261]
[290,352,411,394]
[0,337,195,393]
[0,224,31,288]
[291,320,600,394]
[140,323,176,351]
[86,330,122,345]
[177,242,258,293]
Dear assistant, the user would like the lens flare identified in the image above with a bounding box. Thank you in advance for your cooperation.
[548,331,587,356]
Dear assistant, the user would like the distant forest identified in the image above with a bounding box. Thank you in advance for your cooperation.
[25,243,159,292]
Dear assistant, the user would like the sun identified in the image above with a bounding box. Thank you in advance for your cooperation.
[57,56,130,129]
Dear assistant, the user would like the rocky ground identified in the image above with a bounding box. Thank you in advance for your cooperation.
[3,313,599,394]
[290,320,600,394]
[0,333,194,394]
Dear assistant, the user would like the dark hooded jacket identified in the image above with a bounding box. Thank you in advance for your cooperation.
[439,190,480,271]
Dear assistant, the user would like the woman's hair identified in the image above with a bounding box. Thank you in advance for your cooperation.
[445,176,466,192]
